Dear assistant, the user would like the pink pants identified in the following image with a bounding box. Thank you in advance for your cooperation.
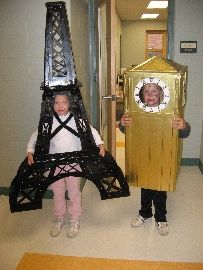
[50,164,82,221]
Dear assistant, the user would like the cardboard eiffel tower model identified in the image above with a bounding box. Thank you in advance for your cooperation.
[124,56,187,192]
[9,2,129,213]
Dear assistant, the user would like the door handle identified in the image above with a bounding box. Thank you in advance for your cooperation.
[102,95,116,101]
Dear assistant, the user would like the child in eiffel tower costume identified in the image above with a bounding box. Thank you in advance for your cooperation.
[27,92,105,238]
[9,2,130,237]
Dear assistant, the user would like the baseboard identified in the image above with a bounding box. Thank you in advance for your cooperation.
[181,158,200,166]
[199,159,203,175]
[0,187,9,196]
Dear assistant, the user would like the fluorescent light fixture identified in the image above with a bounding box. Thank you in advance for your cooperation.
[141,14,159,19]
[147,1,168,9]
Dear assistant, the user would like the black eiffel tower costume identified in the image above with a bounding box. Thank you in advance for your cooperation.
[9,1,130,213]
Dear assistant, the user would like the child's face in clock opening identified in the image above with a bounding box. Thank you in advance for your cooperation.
[142,83,163,107]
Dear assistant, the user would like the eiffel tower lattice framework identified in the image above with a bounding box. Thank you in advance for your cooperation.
[9,1,130,213]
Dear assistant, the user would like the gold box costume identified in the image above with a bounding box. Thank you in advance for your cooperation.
[124,56,187,192]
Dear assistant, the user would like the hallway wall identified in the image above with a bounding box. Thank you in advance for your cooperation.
[200,121,203,164]
[173,0,203,159]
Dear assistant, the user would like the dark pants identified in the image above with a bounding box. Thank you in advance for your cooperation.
[139,188,167,222]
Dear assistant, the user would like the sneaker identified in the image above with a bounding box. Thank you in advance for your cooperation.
[67,219,80,238]
[156,222,169,236]
[131,214,151,227]
[50,218,65,237]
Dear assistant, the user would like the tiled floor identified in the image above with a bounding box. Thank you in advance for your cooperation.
[1,129,203,269]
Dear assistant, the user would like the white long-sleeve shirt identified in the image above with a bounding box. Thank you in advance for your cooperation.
[27,112,104,154]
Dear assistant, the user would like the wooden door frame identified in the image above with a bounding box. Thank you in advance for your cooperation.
[106,0,116,156]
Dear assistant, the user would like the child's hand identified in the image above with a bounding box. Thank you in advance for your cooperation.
[172,117,187,130]
[27,152,34,165]
[98,144,105,157]
[121,114,131,126]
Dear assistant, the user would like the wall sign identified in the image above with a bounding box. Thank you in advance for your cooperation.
[180,41,197,53]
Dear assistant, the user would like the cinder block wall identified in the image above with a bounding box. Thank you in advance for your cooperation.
[173,0,203,159]
[200,121,203,164]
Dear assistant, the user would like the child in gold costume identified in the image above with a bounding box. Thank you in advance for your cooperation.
[119,108,190,236]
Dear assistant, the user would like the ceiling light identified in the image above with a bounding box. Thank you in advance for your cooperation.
[141,14,159,19]
[147,1,168,9]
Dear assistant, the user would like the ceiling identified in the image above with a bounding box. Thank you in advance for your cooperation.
[115,0,168,21]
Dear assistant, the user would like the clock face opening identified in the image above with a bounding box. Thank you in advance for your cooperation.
[134,78,170,113]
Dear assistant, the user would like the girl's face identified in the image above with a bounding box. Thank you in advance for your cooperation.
[54,95,70,116]
[142,83,162,107]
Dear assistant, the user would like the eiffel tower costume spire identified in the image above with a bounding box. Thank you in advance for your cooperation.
[9,1,130,213]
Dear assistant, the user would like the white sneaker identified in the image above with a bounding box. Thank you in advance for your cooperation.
[50,218,65,237]
[156,222,169,236]
[131,214,151,227]
[67,219,80,238]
